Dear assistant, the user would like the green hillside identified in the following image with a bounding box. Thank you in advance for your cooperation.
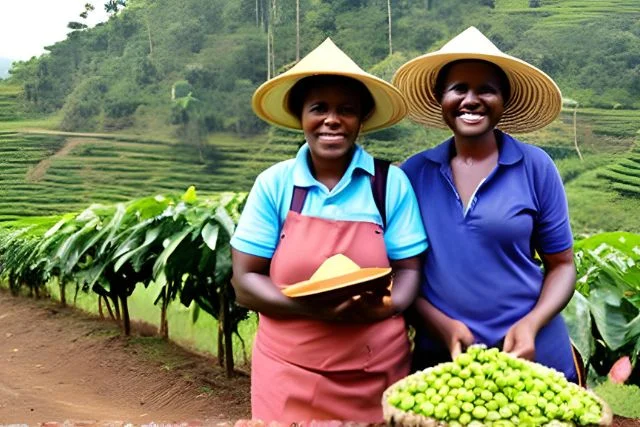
[1,0,639,233]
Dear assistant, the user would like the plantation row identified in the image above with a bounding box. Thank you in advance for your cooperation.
[0,86,22,122]
[0,187,637,383]
[495,0,640,29]
[0,188,248,376]
[597,145,640,197]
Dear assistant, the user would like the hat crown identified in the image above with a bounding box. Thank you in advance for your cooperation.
[438,26,503,56]
[288,37,366,76]
[309,254,361,281]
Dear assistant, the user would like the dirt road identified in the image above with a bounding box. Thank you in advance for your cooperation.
[0,290,250,425]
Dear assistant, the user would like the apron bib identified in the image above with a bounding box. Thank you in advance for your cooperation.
[251,203,410,423]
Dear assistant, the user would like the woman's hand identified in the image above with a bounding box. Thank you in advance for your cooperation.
[332,291,395,323]
[446,319,476,359]
[503,316,537,361]
[413,296,475,359]
[306,255,423,324]
[331,255,423,323]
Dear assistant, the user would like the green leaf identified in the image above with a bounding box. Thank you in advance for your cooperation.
[152,228,191,279]
[182,186,197,204]
[201,222,219,251]
[588,286,640,351]
[563,291,594,364]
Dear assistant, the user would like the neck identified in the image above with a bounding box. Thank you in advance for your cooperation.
[453,130,499,160]
[308,149,353,190]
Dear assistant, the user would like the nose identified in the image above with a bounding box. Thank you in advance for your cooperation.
[323,110,340,127]
[461,90,480,108]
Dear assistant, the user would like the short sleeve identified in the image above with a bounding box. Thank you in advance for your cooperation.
[534,153,573,254]
[384,165,429,260]
[230,170,282,259]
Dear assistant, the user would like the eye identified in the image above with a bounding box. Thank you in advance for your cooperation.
[479,84,499,95]
[339,105,359,116]
[308,103,327,114]
[448,83,468,94]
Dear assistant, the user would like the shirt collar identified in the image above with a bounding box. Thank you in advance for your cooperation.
[292,143,374,187]
[422,129,523,166]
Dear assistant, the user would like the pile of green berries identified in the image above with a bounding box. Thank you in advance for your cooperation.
[385,345,606,426]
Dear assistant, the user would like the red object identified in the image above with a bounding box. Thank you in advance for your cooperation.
[251,210,411,423]
[608,356,633,384]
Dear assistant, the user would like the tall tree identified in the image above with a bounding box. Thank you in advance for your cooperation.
[296,0,300,61]
[104,0,126,15]
[68,3,95,31]
[387,0,393,55]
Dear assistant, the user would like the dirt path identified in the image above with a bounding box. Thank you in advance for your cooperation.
[26,137,93,182]
[0,290,250,425]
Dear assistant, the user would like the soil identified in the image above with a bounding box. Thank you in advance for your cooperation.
[1,289,638,427]
[0,289,251,425]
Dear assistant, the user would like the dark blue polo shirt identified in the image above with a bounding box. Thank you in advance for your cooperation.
[401,130,577,380]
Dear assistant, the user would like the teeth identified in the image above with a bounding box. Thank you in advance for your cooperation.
[459,113,483,123]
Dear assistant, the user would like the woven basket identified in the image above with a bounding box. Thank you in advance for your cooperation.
[382,369,613,427]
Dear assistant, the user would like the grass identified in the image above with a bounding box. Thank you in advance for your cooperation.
[593,381,640,418]
[42,277,258,367]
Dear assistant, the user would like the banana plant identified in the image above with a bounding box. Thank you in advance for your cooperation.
[0,187,248,375]
[564,232,640,385]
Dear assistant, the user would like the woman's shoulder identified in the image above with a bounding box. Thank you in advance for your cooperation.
[503,133,556,168]
[401,142,449,175]
[254,158,297,184]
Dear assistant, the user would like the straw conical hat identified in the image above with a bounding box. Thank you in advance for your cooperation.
[282,254,391,298]
[252,38,408,134]
[392,26,562,134]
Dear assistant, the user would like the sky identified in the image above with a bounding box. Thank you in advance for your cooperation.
[0,0,111,61]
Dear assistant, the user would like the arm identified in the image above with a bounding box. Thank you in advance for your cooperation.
[412,296,475,359]
[231,248,361,321]
[502,248,576,360]
[231,248,302,318]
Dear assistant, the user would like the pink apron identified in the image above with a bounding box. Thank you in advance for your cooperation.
[251,192,410,423]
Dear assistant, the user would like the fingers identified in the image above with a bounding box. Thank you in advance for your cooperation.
[502,333,515,354]
[503,330,535,360]
[451,340,463,360]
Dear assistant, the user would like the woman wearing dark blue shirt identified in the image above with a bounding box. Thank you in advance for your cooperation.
[393,27,582,384]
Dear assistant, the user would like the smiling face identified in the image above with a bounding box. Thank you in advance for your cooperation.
[300,83,367,161]
[438,60,507,140]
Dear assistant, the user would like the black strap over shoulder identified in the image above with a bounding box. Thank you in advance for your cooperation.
[371,158,391,229]
[289,157,391,228]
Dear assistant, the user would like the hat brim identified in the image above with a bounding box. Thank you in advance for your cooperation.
[392,52,562,134]
[282,267,392,298]
[252,71,408,134]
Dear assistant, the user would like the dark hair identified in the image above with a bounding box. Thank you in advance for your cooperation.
[287,75,375,120]
[433,59,511,105]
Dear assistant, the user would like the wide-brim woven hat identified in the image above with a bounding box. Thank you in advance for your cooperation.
[392,26,562,134]
[252,38,408,134]
[282,254,391,298]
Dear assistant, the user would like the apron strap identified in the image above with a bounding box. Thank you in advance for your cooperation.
[290,186,308,213]
[371,158,390,229]
[288,158,391,226]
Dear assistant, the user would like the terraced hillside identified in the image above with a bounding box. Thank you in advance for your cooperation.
[0,86,22,122]
[0,129,304,222]
[1,79,639,232]
[597,144,640,198]
[496,0,640,21]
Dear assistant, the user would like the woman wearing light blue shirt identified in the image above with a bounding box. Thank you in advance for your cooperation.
[230,39,427,422]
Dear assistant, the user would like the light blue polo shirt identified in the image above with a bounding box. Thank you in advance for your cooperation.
[231,143,428,261]
[401,130,577,380]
